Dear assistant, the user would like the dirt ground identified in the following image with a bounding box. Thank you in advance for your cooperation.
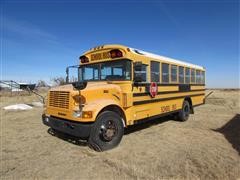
[1,89,240,179]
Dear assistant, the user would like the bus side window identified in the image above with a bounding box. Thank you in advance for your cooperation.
[185,68,190,84]
[171,65,177,83]
[201,71,205,84]
[191,68,196,83]
[150,61,160,82]
[162,63,169,83]
[141,65,147,82]
[179,66,184,84]
[196,70,200,84]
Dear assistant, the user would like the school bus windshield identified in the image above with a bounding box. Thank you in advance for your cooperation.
[79,59,131,81]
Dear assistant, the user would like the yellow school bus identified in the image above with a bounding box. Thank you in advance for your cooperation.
[42,44,205,151]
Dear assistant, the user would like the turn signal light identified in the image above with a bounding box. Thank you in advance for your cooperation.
[79,56,89,63]
[110,49,123,58]
[82,111,92,118]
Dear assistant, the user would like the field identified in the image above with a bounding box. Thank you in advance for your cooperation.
[1,89,240,179]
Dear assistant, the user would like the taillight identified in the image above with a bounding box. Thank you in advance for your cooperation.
[110,49,123,58]
[79,56,89,63]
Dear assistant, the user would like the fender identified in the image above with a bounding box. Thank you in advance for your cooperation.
[83,99,126,126]
[83,99,121,117]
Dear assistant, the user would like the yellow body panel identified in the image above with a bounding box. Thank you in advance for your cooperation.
[191,86,205,90]
[44,44,205,127]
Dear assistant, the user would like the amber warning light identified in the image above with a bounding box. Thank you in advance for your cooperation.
[110,49,123,58]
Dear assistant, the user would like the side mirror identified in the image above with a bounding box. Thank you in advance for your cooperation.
[72,81,87,90]
[134,62,142,71]
[134,74,143,82]
[134,62,143,83]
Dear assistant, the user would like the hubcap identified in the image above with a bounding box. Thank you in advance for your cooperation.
[99,120,117,142]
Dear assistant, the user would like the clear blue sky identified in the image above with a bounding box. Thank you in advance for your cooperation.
[1,0,239,88]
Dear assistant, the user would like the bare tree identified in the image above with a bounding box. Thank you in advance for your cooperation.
[70,76,78,82]
[37,80,48,87]
[51,77,66,86]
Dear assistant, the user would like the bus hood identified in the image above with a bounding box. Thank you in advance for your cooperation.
[49,82,122,94]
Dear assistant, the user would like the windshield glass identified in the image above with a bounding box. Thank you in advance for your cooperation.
[79,60,131,81]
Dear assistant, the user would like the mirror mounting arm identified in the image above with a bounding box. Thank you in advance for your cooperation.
[72,81,88,112]
[66,67,69,83]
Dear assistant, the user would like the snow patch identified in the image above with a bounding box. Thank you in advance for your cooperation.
[3,104,33,110]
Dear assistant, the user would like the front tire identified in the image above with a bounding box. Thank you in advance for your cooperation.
[88,111,124,151]
[177,100,190,122]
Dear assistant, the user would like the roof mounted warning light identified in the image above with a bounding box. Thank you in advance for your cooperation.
[110,49,123,58]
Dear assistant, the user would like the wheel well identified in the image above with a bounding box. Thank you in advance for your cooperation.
[97,105,126,127]
[184,97,194,114]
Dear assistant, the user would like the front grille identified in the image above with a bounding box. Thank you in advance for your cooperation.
[49,91,70,109]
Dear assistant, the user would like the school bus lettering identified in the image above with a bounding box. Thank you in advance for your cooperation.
[172,104,177,111]
[102,52,110,59]
[161,105,170,113]
[91,53,102,61]
[161,104,177,113]
[42,44,205,151]
[90,52,110,61]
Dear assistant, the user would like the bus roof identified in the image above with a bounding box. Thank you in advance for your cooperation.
[129,47,205,71]
[85,44,205,71]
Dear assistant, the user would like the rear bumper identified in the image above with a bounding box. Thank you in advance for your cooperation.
[42,114,93,138]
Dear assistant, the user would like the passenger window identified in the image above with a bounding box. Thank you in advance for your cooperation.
[171,65,177,82]
[151,61,160,82]
[179,66,184,84]
[191,69,196,83]
[196,70,200,83]
[201,71,205,84]
[162,63,169,83]
[185,68,190,84]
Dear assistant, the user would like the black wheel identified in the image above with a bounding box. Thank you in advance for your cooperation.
[177,100,190,122]
[88,111,124,152]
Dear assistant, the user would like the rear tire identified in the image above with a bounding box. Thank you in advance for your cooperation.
[88,111,124,152]
[177,100,190,122]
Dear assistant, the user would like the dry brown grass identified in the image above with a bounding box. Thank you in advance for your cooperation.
[1,90,240,179]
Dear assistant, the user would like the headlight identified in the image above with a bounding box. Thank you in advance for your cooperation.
[72,111,82,118]
[45,117,49,122]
